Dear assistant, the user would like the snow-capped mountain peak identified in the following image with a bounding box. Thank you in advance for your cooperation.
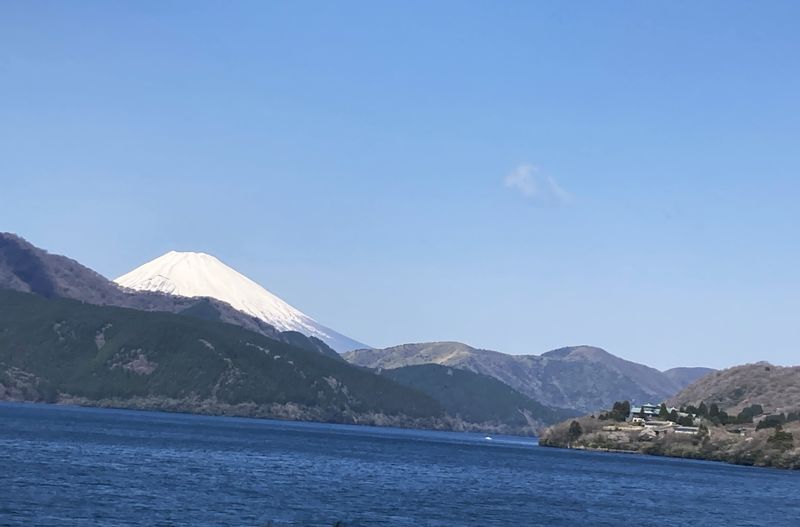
[114,251,366,352]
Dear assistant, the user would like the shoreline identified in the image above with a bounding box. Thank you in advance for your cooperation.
[0,398,542,439]
[540,416,800,470]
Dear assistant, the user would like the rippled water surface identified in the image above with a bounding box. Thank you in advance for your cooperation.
[1,403,799,526]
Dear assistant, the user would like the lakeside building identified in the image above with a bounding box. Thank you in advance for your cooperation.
[626,403,700,435]
[629,403,663,418]
[629,403,681,419]
[674,426,701,434]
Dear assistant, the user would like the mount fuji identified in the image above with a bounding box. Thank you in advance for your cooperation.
[114,251,368,352]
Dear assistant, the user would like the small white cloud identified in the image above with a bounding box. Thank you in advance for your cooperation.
[504,164,572,205]
[504,164,539,197]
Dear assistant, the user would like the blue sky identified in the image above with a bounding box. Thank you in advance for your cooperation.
[2,2,799,369]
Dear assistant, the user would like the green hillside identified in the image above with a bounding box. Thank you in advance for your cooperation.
[382,364,577,429]
[0,289,442,424]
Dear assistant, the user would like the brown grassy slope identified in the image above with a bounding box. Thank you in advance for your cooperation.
[670,363,800,414]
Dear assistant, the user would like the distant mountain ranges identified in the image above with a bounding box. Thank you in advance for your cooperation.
[0,232,717,433]
[345,343,713,413]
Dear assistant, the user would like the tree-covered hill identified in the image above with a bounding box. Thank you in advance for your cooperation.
[381,364,578,431]
[0,289,443,426]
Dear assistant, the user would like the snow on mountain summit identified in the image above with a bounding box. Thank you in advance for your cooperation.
[114,251,367,352]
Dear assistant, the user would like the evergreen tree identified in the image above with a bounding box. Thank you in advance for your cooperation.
[608,401,631,421]
[568,420,583,442]
[767,425,794,450]
[757,414,787,430]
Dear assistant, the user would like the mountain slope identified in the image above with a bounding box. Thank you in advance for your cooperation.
[0,289,441,425]
[542,346,680,398]
[663,367,716,389]
[115,251,366,352]
[381,364,578,430]
[345,342,686,413]
[1,232,127,303]
[671,363,800,414]
[0,233,338,357]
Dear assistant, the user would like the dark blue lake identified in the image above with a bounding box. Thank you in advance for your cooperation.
[1,402,798,526]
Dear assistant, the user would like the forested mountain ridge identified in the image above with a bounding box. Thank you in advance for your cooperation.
[0,289,441,423]
[0,289,564,432]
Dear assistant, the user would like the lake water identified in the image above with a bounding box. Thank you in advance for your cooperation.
[1,403,799,526]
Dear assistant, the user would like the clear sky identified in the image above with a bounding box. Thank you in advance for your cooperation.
[2,2,799,370]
